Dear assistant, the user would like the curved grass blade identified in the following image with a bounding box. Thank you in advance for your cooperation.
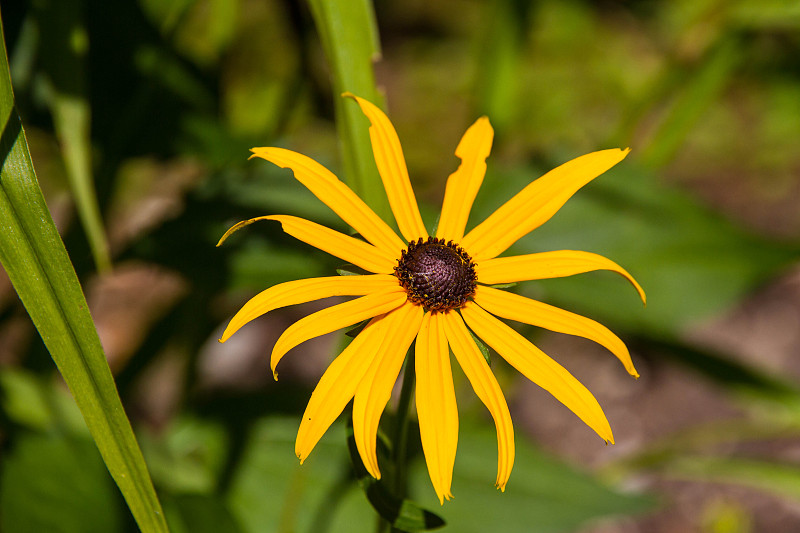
[0,16,168,533]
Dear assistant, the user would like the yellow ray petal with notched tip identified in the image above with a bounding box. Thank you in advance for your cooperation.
[345,93,428,242]
[476,250,646,305]
[415,312,458,504]
[473,285,638,377]
[249,147,405,254]
[461,149,630,261]
[270,288,407,377]
[435,117,494,242]
[258,215,398,274]
[219,274,398,343]
[460,302,614,443]
[295,314,391,463]
[443,311,514,491]
[352,301,424,478]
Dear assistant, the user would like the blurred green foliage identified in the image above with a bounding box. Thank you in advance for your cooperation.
[1,0,800,531]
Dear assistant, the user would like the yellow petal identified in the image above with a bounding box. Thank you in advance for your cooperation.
[219,274,398,342]
[461,149,630,261]
[442,311,514,492]
[263,215,398,274]
[249,147,405,254]
[476,250,646,305]
[473,286,638,377]
[295,314,391,462]
[435,117,494,242]
[271,288,407,377]
[345,94,428,242]
[460,302,614,443]
[415,312,458,504]
[352,301,424,479]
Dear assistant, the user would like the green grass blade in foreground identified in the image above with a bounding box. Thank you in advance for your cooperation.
[0,21,168,533]
[308,0,391,221]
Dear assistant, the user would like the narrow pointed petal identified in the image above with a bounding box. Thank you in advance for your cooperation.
[263,215,398,274]
[296,314,391,462]
[473,286,638,377]
[345,94,428,242]
[219,274,398,342]
[249,147,405,254]
[352,302,424,479]
[415,312,458,504]
[462,149,630,261]
[460,302,614,443]
[271,288,407,377]
[476,250,646,305]
[435,117,494,242]
[442,311,514,492]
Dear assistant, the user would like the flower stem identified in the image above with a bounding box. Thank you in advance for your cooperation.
[376,349,416,533]
[393,350,416,499]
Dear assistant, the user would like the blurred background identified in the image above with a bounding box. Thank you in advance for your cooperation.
[1,0,800,531]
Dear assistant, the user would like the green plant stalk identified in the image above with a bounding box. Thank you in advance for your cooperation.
[307,0,391,222]
[377,351,416,533]
[0,13,168,533]
[392,353,416,500]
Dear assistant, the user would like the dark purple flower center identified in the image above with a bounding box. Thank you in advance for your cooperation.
[395,237,477,312]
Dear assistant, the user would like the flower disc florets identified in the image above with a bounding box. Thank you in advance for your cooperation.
[395,237,477,312]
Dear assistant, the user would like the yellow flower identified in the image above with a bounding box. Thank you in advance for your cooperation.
[218,94,645,504]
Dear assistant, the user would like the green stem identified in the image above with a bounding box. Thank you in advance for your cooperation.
[376,350,416,533]
[393,351,416,499]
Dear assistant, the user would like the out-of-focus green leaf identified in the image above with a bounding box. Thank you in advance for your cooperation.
[227,417,374,533]
[140,0,238,66]
[728,0,800,29]
[138,0,195,34]
[410,421,654,533]
[0,432,122,533]
[663,456,800,502]
[140,417,229,495]
[0,22,168,533]
[35,0,111,272]
[640,35,741,168]
[220,0,300,138]
[0,368,52,430]
[475,0,533,133]
[165,493,243,533]
[226,164,342,229]
[227,237,327,291]
[645,338,800,416]
[308,0,390,221]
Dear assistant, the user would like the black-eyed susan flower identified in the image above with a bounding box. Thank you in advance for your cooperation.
[218,94,645,505]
